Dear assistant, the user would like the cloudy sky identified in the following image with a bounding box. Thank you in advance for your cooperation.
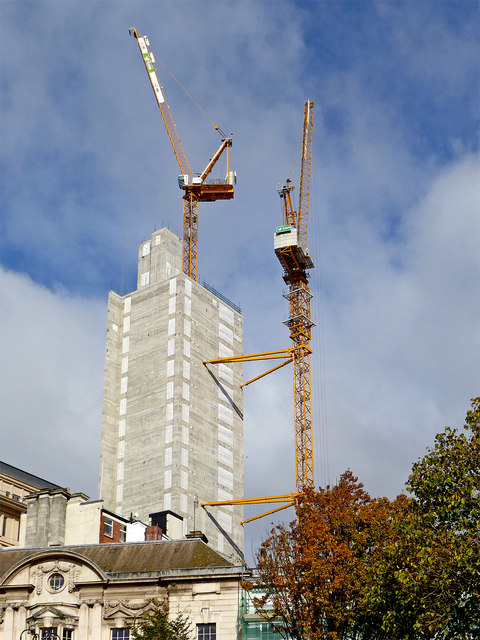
[1,0,479,561]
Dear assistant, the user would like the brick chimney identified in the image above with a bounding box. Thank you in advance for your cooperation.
[145,525,162,541]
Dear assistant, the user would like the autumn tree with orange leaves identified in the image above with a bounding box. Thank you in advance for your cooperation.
[250,398,480,640]
[251,470,407,640]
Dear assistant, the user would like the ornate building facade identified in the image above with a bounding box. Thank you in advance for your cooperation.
[0,539,244,639]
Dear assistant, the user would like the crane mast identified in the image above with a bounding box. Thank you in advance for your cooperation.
[275,100,315,491]
[130,28,235,281]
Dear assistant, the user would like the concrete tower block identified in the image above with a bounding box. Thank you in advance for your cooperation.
[99,229,244,559]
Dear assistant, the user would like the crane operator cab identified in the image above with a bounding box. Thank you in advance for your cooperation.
[274,224,314,283]
[177,170,236,202]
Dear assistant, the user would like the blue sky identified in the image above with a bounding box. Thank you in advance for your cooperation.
[1,0,479,561]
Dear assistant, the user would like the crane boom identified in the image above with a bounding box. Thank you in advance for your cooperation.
[297,100,314,250]
[130,28,190,176]
[130,28,236,281]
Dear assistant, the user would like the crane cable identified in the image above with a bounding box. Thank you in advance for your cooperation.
[310,152,330,487]
[151,49,227,137]
[288,121,304,183]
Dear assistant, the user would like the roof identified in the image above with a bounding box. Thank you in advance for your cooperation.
[0,539,239,582]
[0,461,61,491]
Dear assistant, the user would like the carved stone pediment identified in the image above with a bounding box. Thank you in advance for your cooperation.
[103,598,159,619]
[29,605,67,619]
[26,603,79,625]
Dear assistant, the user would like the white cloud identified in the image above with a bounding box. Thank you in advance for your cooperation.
[318,153,480,495]
[0,268,106,497]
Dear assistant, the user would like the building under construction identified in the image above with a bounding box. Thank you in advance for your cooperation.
[100,29,315,561]
[98,227,245,558]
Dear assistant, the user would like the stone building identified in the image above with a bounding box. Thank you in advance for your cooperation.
[0,462,60,549]
[17,485,194,549]
[99,228,244,559]
[0,538,244,639]
[20,488,138,548]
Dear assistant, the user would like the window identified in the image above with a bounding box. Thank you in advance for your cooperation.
[111,630,130,640]
[104,517,113,537]
[12,493,20,501]
[120,523,127,542]
[41,631,72,640]
[197,624,216,640]
[48,573,65,591]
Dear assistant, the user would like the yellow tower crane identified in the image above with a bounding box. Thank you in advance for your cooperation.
[202,101,315,522]
[274,100,315,490]
[129,28,235,281]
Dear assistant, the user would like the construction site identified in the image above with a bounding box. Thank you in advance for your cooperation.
[98,29,318,555]
[2,3,478,638]
[0,26,319,640]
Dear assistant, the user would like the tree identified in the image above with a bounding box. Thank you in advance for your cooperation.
[251,398,480,640]
[376,397,480,639]
[129,600,191,640]
[250,470,407,640]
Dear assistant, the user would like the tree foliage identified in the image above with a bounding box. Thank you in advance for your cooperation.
[129,600,191,640]
[251,398,480,640]
[376,396,480,639]
[252,470,407,640]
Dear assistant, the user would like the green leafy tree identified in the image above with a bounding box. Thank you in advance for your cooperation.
[376,397,480,639]
[129,600,191,640]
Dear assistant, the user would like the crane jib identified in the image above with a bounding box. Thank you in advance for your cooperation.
[149,72,165,105]
[137,36,166,104]
[138,36,149,54]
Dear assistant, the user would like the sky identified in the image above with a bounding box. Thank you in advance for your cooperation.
[1,0,479,564]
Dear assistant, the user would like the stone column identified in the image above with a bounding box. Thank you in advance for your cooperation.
[91,602,103,640]
[15,605,27,638]
[2,605,15,639]
[78,602,89,638]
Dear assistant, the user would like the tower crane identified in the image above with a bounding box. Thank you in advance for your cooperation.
[202,101,315,523]
[274,100,315,490]
[129,28,235,281]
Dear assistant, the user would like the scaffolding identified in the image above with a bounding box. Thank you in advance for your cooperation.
[240,586,287,640]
